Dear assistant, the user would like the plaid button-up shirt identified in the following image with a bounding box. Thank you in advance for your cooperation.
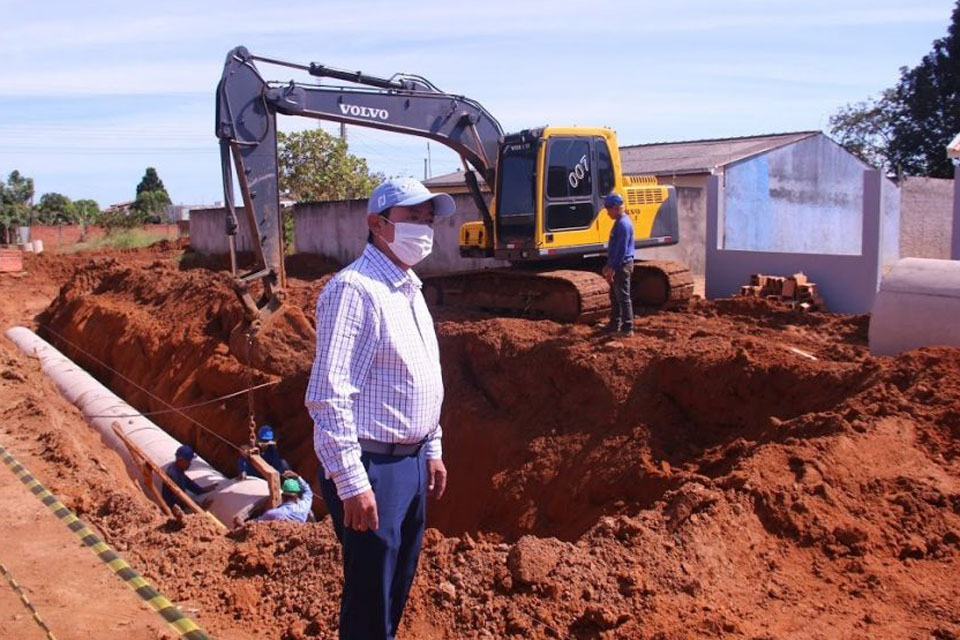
[306,244,444,499]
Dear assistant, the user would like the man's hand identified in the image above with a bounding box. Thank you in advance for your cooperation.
[343,490,379,532]
[427,458,447,500]
[602,265,614,284]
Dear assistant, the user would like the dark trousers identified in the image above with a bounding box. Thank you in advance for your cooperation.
[319,449,428,640]
[609,260,634,330]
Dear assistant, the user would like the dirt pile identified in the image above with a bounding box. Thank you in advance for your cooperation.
[27,259,960,638]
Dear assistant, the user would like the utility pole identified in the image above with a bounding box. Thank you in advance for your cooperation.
[424,158,428,181]
[427,142,432,178]
[340,122,347,142]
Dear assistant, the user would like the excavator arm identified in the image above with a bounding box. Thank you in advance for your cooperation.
[215,46,503,322]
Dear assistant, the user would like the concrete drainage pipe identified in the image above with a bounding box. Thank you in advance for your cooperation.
[869,258,960,356]
[4,326,268,527]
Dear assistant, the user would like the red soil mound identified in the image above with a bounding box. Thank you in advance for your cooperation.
[31,260,960,639]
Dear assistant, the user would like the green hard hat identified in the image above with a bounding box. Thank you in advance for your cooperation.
[281,478,302,495]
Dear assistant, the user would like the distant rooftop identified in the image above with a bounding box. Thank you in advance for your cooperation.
[423,170,483,190]
[620,131,821,175]
[423,131,824,190]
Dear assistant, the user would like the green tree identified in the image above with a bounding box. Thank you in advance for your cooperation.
[831,1,960,177]
[885,4,960,178]
[4,170,34,207]
[132,167,171,223]
[73,199,100,224]
[98,207,141,232]
[136,167,168,196]
[828,89,898,171]
[132,189,171,220]
[36,192,76,225]
[277,129,383,251]
[72,199,100,240]
[277,129,383,201]
[0,171,35,243]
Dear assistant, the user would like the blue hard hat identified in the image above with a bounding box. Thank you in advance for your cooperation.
[257,425,276,443]
[175,444,195,460]
[604,193,624,208]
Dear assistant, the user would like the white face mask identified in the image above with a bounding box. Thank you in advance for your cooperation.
[380,220,434,266]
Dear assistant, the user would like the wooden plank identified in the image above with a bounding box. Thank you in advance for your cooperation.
[111,422,226,531]
[245,452,281,508]
[141,461,173,516]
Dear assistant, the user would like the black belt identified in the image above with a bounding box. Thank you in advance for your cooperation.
[358,438,425,456]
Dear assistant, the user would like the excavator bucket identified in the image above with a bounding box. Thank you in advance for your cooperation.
[869,258,960,356]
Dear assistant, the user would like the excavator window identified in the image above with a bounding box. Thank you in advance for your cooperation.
[597,139,615,197]
[496,141,538,243]
[545,138,596,231]
[498,142,538,217]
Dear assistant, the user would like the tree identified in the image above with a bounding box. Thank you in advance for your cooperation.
[132,167,171,223]
[136,167,168,196]
[831,2,960,177]
[828,89,898,171]
[277,129,383,202]
[885,7,960,179]
[132,189,171,220]
[36,192,76,225]
[73,199,100,225]
[277,129,384,251]
[0,171,34,244]
[4,170,34,207]
[99,207,144,232]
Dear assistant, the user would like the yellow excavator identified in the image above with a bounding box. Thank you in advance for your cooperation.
[216,47,692,325]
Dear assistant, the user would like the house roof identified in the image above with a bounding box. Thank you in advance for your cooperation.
[422,131,823,190]
[423,170,485,189]
[619,131,821,176]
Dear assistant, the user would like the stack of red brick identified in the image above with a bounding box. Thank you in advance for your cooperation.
[739,272,826,311]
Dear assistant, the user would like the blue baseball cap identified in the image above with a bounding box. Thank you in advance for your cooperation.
[367,178,456,217]
[175,444,195,460]
[604,193,624,208]
[257,425,275,443]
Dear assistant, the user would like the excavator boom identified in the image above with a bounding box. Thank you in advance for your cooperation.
[215,46,502,321]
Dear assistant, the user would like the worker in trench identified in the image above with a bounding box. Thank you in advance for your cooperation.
[306,177,451,640]
[161,444,218,511]
[244,471,314,524]
[601,192,635,337]
[236,424,291,479]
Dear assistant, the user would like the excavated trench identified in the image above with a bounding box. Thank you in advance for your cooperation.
[38,258,875,542]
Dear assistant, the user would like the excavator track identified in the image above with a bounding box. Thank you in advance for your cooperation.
[632,260,695,310]
[423,260,693,324]
[423,268,609,324]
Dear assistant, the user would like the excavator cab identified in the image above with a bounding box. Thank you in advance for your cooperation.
[459,126,681,265]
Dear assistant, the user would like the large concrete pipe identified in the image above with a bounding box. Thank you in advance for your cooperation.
[869,258,960,356]
[4,326,269,526]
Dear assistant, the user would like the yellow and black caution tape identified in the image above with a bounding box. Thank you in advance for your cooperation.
[0,558,58,640]
[0,443,212,640]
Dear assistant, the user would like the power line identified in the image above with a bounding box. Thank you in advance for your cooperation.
[38,323,258,455]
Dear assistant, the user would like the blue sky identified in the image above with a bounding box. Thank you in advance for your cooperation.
[0,0,955,207]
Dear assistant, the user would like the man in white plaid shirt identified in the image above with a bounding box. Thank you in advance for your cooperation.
[306,177,452,640]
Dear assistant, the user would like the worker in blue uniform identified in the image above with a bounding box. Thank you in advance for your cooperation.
[256,474,314,523]
[601,192,635,337]
[161,444,217,511]
[237,425,291,479]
